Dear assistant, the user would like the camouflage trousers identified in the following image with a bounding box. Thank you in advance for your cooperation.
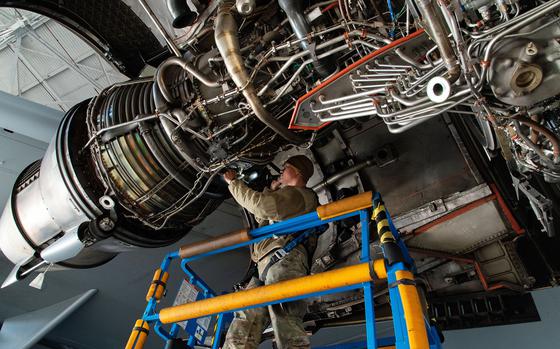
[222,245,310,349]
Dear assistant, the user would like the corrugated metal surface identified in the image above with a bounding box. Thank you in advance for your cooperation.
[0,8,127,112]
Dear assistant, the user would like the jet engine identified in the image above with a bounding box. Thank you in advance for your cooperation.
[2,0,560,289]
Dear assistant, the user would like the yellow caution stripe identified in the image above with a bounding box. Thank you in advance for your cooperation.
[380,231,395,244]
[372,204,386,220]
[377,219,389,234]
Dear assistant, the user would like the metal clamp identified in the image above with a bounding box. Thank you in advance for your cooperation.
[388,278,416,289]
[512,175,554,237]
[272,248,288,260]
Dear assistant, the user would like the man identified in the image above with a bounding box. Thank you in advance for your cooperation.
[222,155,318,349]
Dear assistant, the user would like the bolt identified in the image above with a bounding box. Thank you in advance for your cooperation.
[526,42,538,56]
[98,217,115,232]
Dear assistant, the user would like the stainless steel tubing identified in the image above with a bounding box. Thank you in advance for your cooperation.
[389,90,430,107]
[312,159,376,190]
[470,0,559,39]
[400,64,445,97]
[328,106,377,117]
[385,95,472,134]
[376,89,471,124]
[395,48,437,70]
[376,88,471,119]
[319,89,385,105]
[278,0,312,50]
[311,98,373,113]
[319,109,378,121]
[365,66,408,73]
[258,30,376,96]
[268,44,350,103]
[278,0,335,77]
[215,2,303,144]
[156,57,221,103]
[415,0,460,81]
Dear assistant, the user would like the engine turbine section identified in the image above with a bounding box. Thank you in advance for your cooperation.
[0,79,225,285]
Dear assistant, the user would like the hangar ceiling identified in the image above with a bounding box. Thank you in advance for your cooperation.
[0,8,126,112]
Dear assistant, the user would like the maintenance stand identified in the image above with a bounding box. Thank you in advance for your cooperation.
[126,191,443,349]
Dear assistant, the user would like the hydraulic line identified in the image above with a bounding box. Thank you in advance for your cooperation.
[214,1,304,144]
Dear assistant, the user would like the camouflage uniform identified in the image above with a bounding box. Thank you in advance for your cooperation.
[223,179,318,349]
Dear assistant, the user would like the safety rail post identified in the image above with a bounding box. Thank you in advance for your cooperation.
[372,193,441,349]
[126,251,180,349]
[126,191,442,349]
[360,208,378,349]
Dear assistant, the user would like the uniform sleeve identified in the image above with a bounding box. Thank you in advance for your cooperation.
[228,180,306,221]
[228,180,278,220]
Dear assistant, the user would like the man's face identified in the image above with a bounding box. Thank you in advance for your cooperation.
[279,163,300,185]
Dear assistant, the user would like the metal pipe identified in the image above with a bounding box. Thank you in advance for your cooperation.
[158,261,385,324]
[214,2,303,144]
[313,159,376,191]
[257,29,389,97]
[278,0,311,49]
[166,0,196,28]
[395,48,435,70]
[513,116,560,161]
[156,56,221,103]
[389,90,430,107]
[178,229,251,258]
[258,32,353,96]
[319,109,377,121]
[470,0,559,40]
[529,114,541,144]
[82,114,159,149]
[278,0,336,77]
[375,90,470,120]
[415,0,460,81]
[267,44,350,103]
[311,98,373,113]
[137,0,182,57]
[319,89,385,105]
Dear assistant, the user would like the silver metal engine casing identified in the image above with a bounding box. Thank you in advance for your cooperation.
[489,16,560,106]
[0,137,92,265]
